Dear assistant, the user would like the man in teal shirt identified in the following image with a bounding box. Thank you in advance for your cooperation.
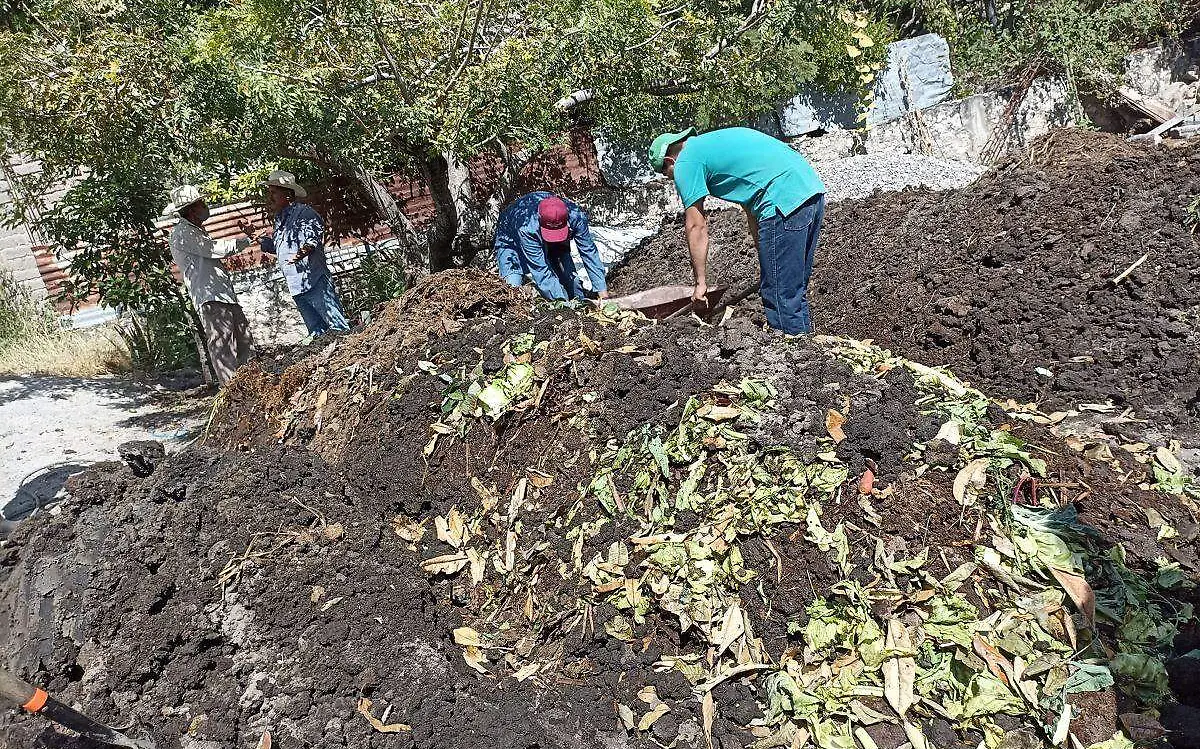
[648,127,826,333]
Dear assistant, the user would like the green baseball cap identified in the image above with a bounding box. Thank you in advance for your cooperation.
[648,127,696,172]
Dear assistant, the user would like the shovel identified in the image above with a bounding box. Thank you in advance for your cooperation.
[0,667,157,748]
[663,279,760,321]
[600,284,727,320]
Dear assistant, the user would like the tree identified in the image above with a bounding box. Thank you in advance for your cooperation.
[0,0,842,321]
[0,1,213,369]
[866,0,1194,94]
[198,0,823,269]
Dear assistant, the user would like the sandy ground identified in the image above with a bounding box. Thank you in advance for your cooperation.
[0,375,211,528]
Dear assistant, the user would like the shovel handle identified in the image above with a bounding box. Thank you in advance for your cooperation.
[664,298,698,320]
[708,281,760,316]
[0,667,42,711]
[0,667,147,748]
[666,281,760,321]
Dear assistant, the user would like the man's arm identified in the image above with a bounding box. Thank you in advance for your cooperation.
[171,226,240,260]
[684,202,710,304]
[238,219,272,255]
[743,207,760,253]
[213,236,254,258]
[567,205,608,298]
[494,205,524,285]
[289,207,323,265]
[495,233,524,286]
[519,230,569,301]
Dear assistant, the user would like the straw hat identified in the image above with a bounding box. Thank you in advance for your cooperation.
[264,170,308,198]
[162,184,204,217]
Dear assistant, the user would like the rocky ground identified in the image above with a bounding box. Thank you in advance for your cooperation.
[0,375,209,537]
[1,267,1198,749]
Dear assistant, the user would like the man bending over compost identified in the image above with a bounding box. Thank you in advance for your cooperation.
[648,127,826,334]
[494,191,609,301]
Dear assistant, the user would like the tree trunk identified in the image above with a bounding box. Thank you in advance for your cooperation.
[420,142,536,273]
[345,162,425,274]
[419,155,459,272]
[444,150,480,263]
[483,139,532,236]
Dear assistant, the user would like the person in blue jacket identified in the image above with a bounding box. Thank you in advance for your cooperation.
[494,191,609,301]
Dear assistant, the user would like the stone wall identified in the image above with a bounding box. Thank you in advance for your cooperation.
[0,159,48,300]
[1125,42,1200,117]
[232,266,308,348]
[593,33,1200,186]
[866,78,1080,161]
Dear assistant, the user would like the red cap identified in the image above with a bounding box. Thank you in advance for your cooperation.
[537,196,570,243]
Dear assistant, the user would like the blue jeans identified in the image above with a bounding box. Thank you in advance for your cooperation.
[546,246,587,300]
[293,274,350,336]
[756,194,825,334]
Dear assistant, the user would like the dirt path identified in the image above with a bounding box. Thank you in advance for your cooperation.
[0,375,211,529]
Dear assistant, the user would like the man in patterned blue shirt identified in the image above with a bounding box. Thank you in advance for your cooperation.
[254,171,350,336]
[494,191,609,301]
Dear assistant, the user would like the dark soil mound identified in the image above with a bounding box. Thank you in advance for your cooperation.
[2,274,1197,749]
[610,130,1200,436]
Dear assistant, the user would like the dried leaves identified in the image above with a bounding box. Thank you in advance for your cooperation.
[825,409,847,443]
[953,458,989,506]
[882,620,915,718]
[357,698,411,733]
[453,627,490,674]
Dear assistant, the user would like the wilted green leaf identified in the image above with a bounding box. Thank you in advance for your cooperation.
[958,674,1024,718]
[1109,653,1170,705]
[1062,662,1114,694]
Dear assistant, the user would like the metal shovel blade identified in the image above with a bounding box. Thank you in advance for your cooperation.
[38,697,159,748]
[603,285,727,320]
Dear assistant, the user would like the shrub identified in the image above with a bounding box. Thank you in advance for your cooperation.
[0,267,55,345]
[339,246,409,318]
[0,268,131,377]
[869,0,1194,95]
[114,306,199,374]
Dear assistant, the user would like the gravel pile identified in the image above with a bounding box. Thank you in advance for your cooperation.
[815,152,985,203]
[589,148,987,269]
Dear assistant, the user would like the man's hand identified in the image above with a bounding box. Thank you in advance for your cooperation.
[288,245,314,265]
[597,289,611,300]
[692,281,709,309]
[238,219,265,241]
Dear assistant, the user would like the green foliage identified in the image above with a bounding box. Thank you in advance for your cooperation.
[802,7,894,98]
[35,167,198,372]
[341,250,409,315]
[38,169,176,312]
[0,268,57,347]
[114,306,198,373]
[868,0,1192,94]
[0,0,207,370]
[0,0,865,319]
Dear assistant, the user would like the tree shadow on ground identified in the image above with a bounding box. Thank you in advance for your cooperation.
[114,398,212,437]
[2,461,88,522]
[0,374,155,410]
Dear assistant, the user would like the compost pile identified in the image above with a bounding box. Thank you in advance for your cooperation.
[3,269,1200,749]
[610,130,1200,435]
